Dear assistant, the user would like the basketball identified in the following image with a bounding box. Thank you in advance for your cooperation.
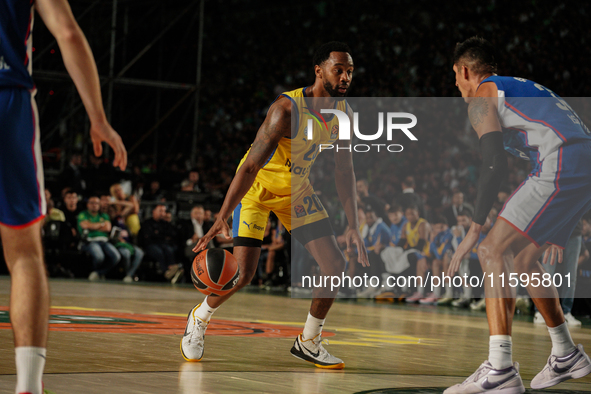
[191,248,240,296]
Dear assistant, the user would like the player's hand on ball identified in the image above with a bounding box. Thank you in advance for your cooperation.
[542,244,563,266]
[90,121,127,171]
[194,218,231,252]
[346,228,369,267]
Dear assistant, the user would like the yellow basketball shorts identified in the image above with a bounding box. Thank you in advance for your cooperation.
[231,180,332,246]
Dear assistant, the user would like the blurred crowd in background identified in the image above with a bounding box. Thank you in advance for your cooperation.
[2,0,588,320]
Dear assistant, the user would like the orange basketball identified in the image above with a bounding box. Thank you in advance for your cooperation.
[191,249,240,296]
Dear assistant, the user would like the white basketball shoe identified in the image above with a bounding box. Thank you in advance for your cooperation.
[530,344,591,389]
[444,361,525,394]
[290,333,345,369]
[180,304,207,362]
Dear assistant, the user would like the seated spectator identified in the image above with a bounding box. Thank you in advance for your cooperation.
[258,218,286,286]
[396,176,426,220]
[142,180,164,202]
[180,169,206,193]
[399,205,431,303]
[44,189,65,223]
[100,193,144,283]
[58,151,86,195]
[442,191,473,231]
[110,183,141,236]
[78,196,121,281]
[357,179,389,226]
[421,215,453,304]
[357,206,391,297]
[138,204,182,282]
[178,205,213,266]
[387,204,407,246]
[62,190,82,248]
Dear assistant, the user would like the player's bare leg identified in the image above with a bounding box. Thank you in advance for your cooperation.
[511,240,591,388]
[181,246,260,361]
[289,235,346,369]
[1,221,49,394]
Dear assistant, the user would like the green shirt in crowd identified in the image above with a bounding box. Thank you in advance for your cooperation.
[77,211,110,241]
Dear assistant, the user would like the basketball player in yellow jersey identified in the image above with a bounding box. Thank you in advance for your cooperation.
[182,42,369,369]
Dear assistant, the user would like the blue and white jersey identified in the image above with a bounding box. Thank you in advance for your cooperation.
[480,76,591,174]
[0,0,35,90]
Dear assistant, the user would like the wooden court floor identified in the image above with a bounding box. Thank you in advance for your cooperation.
[0,277,590,393]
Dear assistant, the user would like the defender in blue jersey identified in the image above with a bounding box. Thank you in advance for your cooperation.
[1,1,126,393]
[446,37,591,394]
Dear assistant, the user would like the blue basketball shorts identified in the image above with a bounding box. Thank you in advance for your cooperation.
[499,142,591,248]
[0,88,46,228]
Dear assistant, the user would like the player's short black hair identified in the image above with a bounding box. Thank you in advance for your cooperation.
[313,41,352,67]
[453,36,498,76]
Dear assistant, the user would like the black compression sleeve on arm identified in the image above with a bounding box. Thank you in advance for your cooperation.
[474,131,508,225]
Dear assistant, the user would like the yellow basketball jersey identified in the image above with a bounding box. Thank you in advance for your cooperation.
[238,87,346,196]
[405,218,430,255]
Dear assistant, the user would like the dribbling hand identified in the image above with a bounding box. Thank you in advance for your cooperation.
[193,218,231,252]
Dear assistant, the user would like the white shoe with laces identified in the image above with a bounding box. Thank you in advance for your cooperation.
[444,360,524,394]
[530,344,591,389]
[290,333,345,369]
[180,304,207,361]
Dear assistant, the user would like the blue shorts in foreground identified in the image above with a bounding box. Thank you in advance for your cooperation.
[0,88,46,228]
[499,141,591,248]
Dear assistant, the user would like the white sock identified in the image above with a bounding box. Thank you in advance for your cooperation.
[194,297,218,323]
[463,285,472,299]
[15,347,45,394]
[547,322,576,357]
[433,285,441,298]
[444,283,453,298]
[417,283,425,296]
[302,312,325,341]
[489,335,512,369]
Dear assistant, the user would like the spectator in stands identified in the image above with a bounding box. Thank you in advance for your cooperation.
[77,196,120,281]
[178,205,213,264]
[100,193,144,283]
[449,209,475,308]
[387,204,407,246]
[357,179,389,226]
[421,215,453,304]
[181,169,206,193]
[138,204,182,282]
[396,176,426,219]
[44,190,65,223]
[142,179,164,202]
[110,183,141,236]
[357,205,391,297]
[442,191,472,231]
[58,151,86,195]
[400,205,431,303]
[62,190,81,242]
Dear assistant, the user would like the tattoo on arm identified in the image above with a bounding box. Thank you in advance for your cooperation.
[247,102,291,168]
[468,97,489,127]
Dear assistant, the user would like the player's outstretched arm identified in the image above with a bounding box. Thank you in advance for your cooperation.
[35,0,127,170]
[449,83,505,274]
[194,99,291,251]
[334,106,369,267]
